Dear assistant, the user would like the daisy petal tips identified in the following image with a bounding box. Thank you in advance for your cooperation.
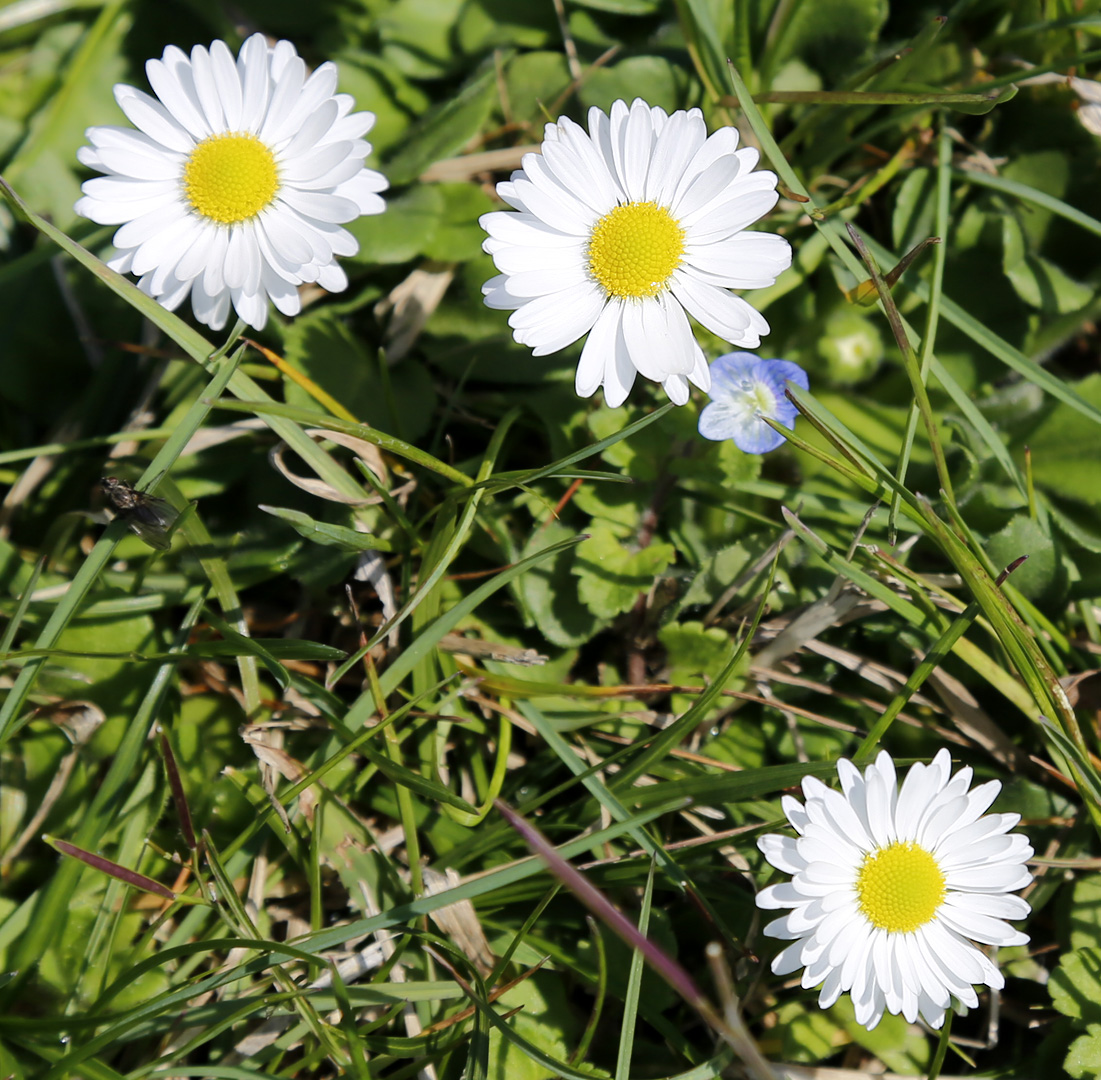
[697,352,807,453]
[756,749,1033,1031]
[75,34,388,331]
[478,98,792,407]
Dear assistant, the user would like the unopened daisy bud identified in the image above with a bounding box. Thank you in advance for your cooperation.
[75,34,388,331]
[697,352,807,453]
[479,98,791,407]
[756,749,1033,1031]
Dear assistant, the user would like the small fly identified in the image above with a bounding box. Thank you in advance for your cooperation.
[100,476,178,550]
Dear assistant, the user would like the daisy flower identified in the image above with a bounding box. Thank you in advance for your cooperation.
[756,749,1032,1031]
[479,98,791,407]
[75,34,388,331]
[697,352,807,453]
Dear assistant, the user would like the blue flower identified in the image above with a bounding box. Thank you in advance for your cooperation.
[697,352,808,453]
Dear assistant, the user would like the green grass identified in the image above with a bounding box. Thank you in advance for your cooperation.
[3,1,1101,1077]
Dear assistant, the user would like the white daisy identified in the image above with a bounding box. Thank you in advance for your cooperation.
[479,97,791,407]
[75,33,388,331]
[756,749,1032,1031]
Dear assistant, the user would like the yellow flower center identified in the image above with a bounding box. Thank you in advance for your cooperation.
[587,201,685,299]
[183,133,279,224]
[856,841,946,933]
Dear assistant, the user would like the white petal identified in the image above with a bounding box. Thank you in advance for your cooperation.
[189,43,227,132]
[681,176,780,235]
[480,210,579,250]
[114,203,189,250]
[146,47,211,141]
[683,230,791,288]
[671,154,744,220]
[503,171,597,235]
[646,109,706,206]
[224,227,262,291]
[238,34,272,131]
[507,283,604,355]
[493,264,590,298]
[256,208,315,265]
[261,55,308,144]
[115,86,193,154]
[76,186,180,226]
[278,188,362,224]
[617,98,656,203]
[540,116,620,214]
[174,224,222,282]
[758,834,805,876]
[209,38,244,130]
[335,172,388,214]
[263,62,339,146]
[575,299,617,398]
[943,890,1031,921]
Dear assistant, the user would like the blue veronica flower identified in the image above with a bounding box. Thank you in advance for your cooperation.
[697,352,808,454]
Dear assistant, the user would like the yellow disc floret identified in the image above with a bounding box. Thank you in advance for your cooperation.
[587,201,685,299]
[856,841,946,933]
[184,133,279,224]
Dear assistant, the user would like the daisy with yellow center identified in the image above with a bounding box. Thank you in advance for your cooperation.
[75,34,388,331]
[756,749,1033,1030]
[479,98,791,406]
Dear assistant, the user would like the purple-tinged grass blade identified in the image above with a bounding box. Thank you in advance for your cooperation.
[494,800,777,1080]
[46,836,177,901]
[157,725,197,851]
[494,799,707,1008]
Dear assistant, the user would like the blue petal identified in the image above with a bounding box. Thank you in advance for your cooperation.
[733,415,788,454]
[753,360,807,426]
[698,400,747,441]
[699,354,809,454]
[707,352,762,401]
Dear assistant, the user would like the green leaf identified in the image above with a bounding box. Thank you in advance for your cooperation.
[679,542,753,610]
[1003,217,1093,315]
[1002,150,1071,245]
[1023,373,1101,504]
[769,0,887,84]
[457,0,557,52]
[281,309,439,441]
[774,1002,841,1063]
[955,164,1101,242]
[891,168,937,254]
[579,56,686,116]
[424,182,497,262]
[657,620,742,713]
[503,52,572,126]
[1047,498,1101,554]
[4,4,130,225]
[984,513,1064,603]
[383,55,500,184]
[188,639,346,662]
[947,83,1018,115]
[574,524,676,619]
[376,0,469,78]
[334,54,431,155]
[259,506,393,553]
[570,0,661,11]
[1067,1025,1101,1080]
[48,613,158,742]
[487,973,580,1080]
[1070,875,1101,951]
[843,1003,931,1072]
[517,520,604,648]
[358,740,478,815]
[1051,947,1101,1026]
[346,184,443,265]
